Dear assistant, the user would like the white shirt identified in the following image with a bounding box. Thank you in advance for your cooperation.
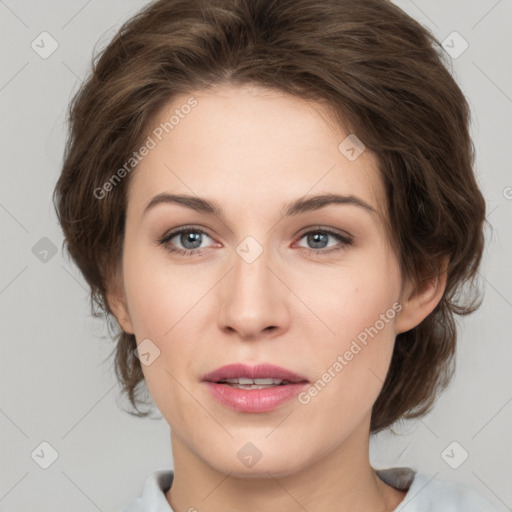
[122,466,501,511]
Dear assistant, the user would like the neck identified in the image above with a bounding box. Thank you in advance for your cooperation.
[165,420,406,512]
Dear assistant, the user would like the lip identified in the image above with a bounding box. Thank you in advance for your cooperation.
[202,363,309,384]
[202,363,309,413]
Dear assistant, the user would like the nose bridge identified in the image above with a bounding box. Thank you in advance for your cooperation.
[218,235,288,338]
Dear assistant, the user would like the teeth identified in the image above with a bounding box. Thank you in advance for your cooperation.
[230,384,279,389]
[221,377,286,385]
[220,377,288,389]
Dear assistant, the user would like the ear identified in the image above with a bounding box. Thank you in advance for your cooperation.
[395,257,449,335]
[105,268,135,335]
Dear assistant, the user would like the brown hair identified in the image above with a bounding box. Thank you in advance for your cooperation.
[53,0,486,434]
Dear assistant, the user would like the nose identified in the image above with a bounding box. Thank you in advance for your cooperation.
[217,243,290,341]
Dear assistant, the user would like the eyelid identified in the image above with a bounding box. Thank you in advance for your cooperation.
[295,224,353,240]
[158,224,353,258]
[158,225,215,246]
[159,225,352,244]
[293,227,353,253]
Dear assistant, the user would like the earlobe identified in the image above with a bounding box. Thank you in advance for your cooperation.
[105,277,135,335]
[395,258,448,335]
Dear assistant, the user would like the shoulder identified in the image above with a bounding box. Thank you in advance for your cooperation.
[376,467,502,512]
[122,470,174,512]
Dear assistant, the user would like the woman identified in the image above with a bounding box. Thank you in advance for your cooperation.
[53,0,499,510]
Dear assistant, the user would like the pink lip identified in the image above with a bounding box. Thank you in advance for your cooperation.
[202,363,308,383]
[202,363,309,413]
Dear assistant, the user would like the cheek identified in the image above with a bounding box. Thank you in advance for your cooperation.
[295,247,401,341]
[297,305,399,436]
[295,249,401,400]
[122,241,203,336]
[121,244,212,391]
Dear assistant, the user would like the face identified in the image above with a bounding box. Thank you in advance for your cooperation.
[110,84,422,478]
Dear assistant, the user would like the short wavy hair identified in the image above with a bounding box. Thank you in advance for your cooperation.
[53,0,486,434]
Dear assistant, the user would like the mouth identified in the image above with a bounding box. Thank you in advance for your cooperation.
[202,363,309,413]
[202,363,309,385]
[215,377,297,389]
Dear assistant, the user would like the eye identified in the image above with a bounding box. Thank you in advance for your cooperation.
[158,226,353,257]
[295,228,353,254]
[158,226,215,256]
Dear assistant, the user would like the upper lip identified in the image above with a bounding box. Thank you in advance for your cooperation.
[202,363,309,383]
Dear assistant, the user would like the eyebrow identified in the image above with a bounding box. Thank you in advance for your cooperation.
[143,192,376,219]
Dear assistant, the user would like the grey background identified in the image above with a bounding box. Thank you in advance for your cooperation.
[0,0,511,510]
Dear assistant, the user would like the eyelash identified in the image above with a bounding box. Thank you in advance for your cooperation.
[157,225,353,257]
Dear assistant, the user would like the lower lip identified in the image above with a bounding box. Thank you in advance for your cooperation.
[204,382,308,413]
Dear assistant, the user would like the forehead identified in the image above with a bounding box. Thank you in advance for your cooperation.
[127,84,386,222]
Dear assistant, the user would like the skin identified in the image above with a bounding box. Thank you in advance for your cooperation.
[108,84,447,512]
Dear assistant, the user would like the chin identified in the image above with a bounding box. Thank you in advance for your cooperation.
[204,447,313,480]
